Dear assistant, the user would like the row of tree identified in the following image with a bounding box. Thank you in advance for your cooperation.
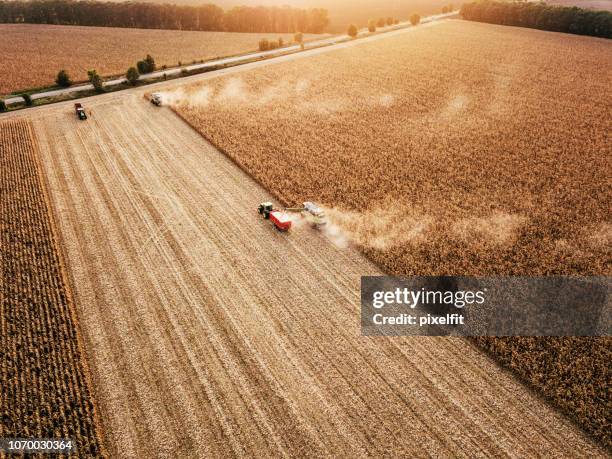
[347,13,420,38]
[0,1,330,33]
[50,53,156,95]
[460,1,611,38]
[367,17,401,32]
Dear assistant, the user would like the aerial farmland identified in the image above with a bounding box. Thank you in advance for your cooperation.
[0,24,320,94]
[0,2,610,457]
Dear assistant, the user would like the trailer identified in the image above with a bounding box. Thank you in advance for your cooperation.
[269,210,292,231]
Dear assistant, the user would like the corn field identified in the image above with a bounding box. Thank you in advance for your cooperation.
[0,119,103,455]
[174,20,612,446]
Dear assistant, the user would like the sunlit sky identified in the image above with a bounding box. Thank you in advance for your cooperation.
[186,0,451,29]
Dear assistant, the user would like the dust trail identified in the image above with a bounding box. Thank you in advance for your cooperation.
[322,206,432,250]
[217,77,249,103]
[379,94,395,107]
[157,86,212,107]
[587,222,611,249]
[160,77,394,115]
[320,206,527,250]
[158,77,300,108]
[452,212,527,245]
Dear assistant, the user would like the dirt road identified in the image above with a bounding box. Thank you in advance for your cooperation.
[32,96,605,457]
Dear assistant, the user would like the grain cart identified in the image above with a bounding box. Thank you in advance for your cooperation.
[74,103,87,120]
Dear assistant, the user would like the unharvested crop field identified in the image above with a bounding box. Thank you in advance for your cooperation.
[0,119,102,454]
[18,95,605,457]
[172,20,612,444]
[0,24,318,94]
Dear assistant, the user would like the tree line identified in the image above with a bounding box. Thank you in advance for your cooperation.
[0,0,330,33]
[461,1,611,39]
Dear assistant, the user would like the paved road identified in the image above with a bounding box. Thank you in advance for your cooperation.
[3,12,457,106]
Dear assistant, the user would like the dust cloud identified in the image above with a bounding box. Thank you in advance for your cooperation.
[587,222,611,249]
[158,86,212,107]
[158,77,395,115]
[319,206,528,250]
[322,206,432,250]
[452,212,527,245]
[158,77,298,108]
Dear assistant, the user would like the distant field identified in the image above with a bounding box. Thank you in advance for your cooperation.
[172,20,612,445]
[0,24,318,94]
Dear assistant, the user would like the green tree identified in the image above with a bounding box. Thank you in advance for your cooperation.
[137,55,155,74]
[386,17,393,26]
[126,67,139,85]
[294,32,303,44]
[144,54,156,72]
[259,38,269,51]
[55,69,72,87]
[377,17,386,27]
[21,93,33,106]
[410,13,421,25]
[0,100,7,112]
[137,60,147,74]
[368,19,376,32]
[88,70,104,93]
[278,37,283,47]
[347,23,358,37]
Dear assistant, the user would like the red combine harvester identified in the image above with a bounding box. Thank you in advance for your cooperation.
[258,202,292,231]
[74,103,87,120]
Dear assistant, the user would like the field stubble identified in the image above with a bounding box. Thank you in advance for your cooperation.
[25,96,608,457]
[172,20,612,445]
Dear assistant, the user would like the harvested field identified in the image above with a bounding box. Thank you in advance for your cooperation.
[171,20,612,445]
[0,24,318,94]
[0,119,102,455]
[28,95,607,457]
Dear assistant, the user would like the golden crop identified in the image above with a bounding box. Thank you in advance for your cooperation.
[174,20,612,445]
[176,20,611,277]
[0,119,103,453]
[0,24,316,94]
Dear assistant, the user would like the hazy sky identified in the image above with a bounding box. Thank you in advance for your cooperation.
[198,0,451,29]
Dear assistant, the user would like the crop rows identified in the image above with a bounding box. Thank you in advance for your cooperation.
[0,119,103,455]
[30,98,606,457]
[174,20,611,446]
